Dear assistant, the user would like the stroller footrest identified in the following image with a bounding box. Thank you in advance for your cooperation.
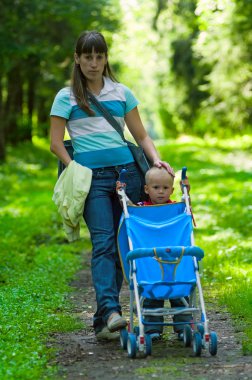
[142,307,199,317]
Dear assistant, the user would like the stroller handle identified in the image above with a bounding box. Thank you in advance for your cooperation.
[119,168,127,183]
[182,166,187,180]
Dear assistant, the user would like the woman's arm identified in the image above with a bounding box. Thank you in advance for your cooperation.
[124,107,175,176]
[50,116,72,166]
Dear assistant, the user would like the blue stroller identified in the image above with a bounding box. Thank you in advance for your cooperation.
[117,167,218,358]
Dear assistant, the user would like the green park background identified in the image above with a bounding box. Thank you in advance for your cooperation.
[0,0,251,379]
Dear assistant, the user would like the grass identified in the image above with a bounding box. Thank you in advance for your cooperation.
[0,139,90,379]
[0,134,251,378]
[135,357,206,379]
[159,134,252,354]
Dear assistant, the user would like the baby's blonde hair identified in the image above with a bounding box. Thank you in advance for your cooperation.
[145,167,174,185]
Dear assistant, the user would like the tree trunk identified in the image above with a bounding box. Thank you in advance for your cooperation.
[37,96,50,138]
[24,55,40,141]
[24,71,35,141]
[0,78,6,162]
[4,65,23,145]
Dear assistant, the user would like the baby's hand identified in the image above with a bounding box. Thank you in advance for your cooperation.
[180,177,190,193]
[116,181,126,192]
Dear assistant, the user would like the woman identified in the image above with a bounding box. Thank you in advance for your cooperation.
[50,30,174,341]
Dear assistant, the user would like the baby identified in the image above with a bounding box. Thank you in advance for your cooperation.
[117,166,175,206]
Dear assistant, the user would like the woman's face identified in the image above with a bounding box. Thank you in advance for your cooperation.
[75,47,107,82]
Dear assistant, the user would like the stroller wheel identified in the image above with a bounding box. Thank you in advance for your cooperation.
[144,334,152,356]
[209,331,218,356]
[120,328,128,350]
[193,332,202,356]
[183,324,192,347]
[127,333,137,358]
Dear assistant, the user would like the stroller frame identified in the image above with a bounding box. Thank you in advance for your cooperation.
[117,167,218,358]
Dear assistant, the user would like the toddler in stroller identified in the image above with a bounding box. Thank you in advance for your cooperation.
[117,166,192,341]
[117,167,218,358]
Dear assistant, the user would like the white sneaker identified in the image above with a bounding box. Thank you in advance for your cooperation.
[107,313,127,332]
[95,326,119,341]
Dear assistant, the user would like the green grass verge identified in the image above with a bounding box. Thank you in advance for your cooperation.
[135,357,206,379]
[0,139,90,379]
[158,134,252,355]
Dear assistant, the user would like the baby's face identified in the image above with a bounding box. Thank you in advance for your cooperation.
[144,173,174,204]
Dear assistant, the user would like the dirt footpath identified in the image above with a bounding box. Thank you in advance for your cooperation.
[51,256,252,380]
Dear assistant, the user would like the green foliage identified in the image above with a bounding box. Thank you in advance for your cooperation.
[147,0,252,136]
[0,139,89,379]
[151,0,209,134]
[159,134,252,353]
[192,0,252,134]
[111,0,163,133]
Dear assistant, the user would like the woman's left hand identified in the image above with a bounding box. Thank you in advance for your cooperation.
[153,159,175,177]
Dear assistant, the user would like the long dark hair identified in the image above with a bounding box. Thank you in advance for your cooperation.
[71,31,117,115]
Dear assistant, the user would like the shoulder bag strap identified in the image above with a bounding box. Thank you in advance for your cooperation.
[87,91,126,142]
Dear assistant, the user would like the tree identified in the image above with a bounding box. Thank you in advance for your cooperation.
[154,0,252,136]
[0,0,121,159]
[193,0,252,135]
[151,0,211,135]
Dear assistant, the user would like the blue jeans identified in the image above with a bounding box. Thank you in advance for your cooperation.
[83,162,141,333]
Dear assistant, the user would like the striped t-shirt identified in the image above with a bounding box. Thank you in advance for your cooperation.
[50,77,139,168]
